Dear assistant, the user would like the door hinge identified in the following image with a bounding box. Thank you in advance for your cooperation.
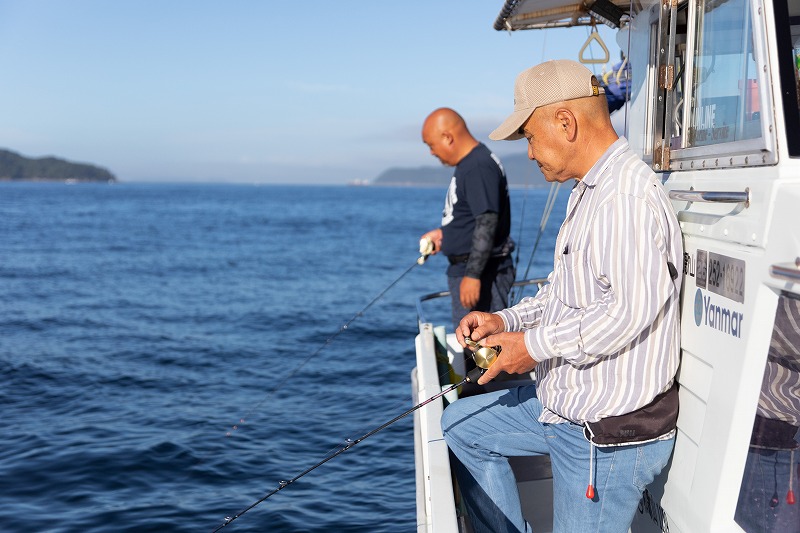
[659,65,674,90]
[654,143,671,170]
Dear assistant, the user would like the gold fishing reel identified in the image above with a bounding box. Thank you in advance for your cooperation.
[463,337,500,369]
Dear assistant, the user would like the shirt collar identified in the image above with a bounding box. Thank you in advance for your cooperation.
[579,137,628,188]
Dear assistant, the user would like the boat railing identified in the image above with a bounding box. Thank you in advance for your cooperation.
[415,277,548,330]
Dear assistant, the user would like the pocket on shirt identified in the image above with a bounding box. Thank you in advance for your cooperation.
[552,249,595,309]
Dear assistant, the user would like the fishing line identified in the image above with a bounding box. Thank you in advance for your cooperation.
[514,24,550,284]
[512,177,532,275]
[290,311,501,472]
[211,347,496,532]
[223,256,427,438]
[511,181,562,303]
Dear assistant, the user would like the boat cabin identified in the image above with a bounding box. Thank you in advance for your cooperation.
[413,0,800,531]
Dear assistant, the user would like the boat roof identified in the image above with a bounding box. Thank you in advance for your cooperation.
[493,0,631,31]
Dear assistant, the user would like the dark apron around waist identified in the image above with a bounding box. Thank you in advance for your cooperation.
[750,414,800,450]
[584,382,680,446]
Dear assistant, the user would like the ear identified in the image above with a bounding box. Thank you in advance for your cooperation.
[441,131,454,146]
[555,109,577,141]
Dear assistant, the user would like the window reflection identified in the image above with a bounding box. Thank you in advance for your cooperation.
[735,292,800,532]
[777,0,800,156]
[791,0,800,127]
[687,0,763,147]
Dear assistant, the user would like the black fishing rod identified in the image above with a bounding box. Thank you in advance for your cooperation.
[211,342,499,532]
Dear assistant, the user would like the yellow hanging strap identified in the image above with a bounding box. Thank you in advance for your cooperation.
[579,21,610,65]
[615,56,629,84]
[602,55,629,86]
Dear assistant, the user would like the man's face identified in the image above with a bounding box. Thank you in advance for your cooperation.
[520,108,570,183]
[422,125,454,167]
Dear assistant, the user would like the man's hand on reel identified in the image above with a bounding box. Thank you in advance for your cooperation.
[475,332,537,385]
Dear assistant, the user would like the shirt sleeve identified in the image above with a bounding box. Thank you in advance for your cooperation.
[496,270,554,331]
[464,212,498,279]
[524,194,676,365]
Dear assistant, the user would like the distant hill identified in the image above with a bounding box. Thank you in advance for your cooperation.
[0,148,116,182]
[371,152,548,188]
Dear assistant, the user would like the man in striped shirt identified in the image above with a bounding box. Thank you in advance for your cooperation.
[441,60,683,533]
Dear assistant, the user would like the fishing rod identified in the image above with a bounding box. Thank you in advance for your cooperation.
[223,241,435,438]
[211,341,499,532]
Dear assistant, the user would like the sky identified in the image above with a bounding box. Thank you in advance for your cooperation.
[0,1,621,184]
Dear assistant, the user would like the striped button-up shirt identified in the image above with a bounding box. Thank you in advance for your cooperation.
[497,138,683,424]
[757,293,800,428]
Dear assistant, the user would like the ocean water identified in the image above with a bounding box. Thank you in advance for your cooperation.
[0,182,567,532]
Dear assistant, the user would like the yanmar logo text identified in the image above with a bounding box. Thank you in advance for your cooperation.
[693,288,744,338]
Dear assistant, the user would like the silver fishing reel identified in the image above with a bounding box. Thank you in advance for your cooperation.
[417,237,435,265]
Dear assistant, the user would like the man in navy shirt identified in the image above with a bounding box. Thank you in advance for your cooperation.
[420,108,515,330]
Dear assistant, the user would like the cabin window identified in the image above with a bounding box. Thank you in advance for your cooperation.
[685,0,762,148]
[734,292,800,533]
[776,0,800,156]
[645,0,777,167]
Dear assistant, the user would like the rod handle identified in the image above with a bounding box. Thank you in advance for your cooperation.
[465,366,487,383]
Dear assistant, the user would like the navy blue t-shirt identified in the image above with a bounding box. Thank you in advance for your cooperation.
[440,143,512,259]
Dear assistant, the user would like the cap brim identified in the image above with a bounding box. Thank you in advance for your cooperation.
[489,108,534,141]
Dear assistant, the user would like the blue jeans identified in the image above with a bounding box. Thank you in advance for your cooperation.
[441,385,675,533]
[735,447,800,533]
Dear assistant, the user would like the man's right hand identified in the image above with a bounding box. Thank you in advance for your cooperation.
[455,311,505,348]
[420,228,443,254]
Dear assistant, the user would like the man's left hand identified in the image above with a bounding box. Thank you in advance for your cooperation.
[460,276,481,308]
[475,331,537,385]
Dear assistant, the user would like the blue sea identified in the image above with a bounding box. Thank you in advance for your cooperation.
[0,182,567,532]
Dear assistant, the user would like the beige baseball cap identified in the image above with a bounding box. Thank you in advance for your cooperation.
[489,60,605,141]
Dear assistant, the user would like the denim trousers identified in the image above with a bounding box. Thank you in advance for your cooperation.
[735,447,800,533]
[441,384,675,533]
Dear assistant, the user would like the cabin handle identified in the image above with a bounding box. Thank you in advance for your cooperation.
[770,261,800,284]
[669,188,750,207]
[579,22,610,65]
